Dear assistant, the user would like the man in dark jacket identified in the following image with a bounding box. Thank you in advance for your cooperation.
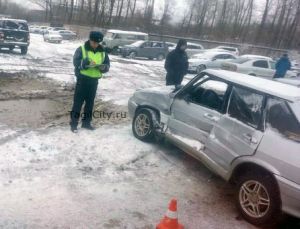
[273,54,291,78]
[70,31,110,133]
[164,39,189,86]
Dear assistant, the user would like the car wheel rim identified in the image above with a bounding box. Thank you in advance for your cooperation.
[129,53,136,59]
[239,180,270,218]
[134,114,151,137]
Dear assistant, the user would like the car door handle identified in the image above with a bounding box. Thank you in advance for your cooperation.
[203,113,219,122]
[242,133,258,144]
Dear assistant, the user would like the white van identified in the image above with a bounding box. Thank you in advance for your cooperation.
[103,29,148,52]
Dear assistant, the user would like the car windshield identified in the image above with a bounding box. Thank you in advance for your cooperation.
[105,32,115,39]
[3,20,28,31]
[129,41,145,47]
[290,101,300,121]
[192,52,216,60]
[231,57,250,64]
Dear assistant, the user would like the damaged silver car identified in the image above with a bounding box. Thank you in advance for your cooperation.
[128,69,300,226]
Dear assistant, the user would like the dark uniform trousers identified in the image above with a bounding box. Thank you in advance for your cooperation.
[70,75,99,127]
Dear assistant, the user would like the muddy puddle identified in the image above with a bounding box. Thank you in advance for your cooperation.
[0,72,129,129]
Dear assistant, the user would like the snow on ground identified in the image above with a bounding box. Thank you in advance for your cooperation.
[0,125,256,228]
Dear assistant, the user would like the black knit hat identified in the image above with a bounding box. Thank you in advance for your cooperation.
[89,31,104,43]
[176,39,187,49]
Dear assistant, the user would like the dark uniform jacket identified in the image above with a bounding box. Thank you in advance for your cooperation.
[164,40,189,85]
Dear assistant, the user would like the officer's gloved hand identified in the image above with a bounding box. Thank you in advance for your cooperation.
[99,64,110,73]
[81,58,90,70]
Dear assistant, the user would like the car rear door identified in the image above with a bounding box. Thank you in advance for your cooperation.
[205,86,265,171]
[167,74,230,156]
[138,41,152,58]
[252,60,272,78]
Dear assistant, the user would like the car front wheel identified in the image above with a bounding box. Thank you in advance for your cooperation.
[236,172,281,226]
[132,109,155,142]
[129,51,137,59]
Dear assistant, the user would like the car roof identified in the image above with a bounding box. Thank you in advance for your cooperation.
[241,54,272,59]
[187,42,203,46]
[107,29,148,36]
[0,18,27,23]
[216,46,238,49]
[204,69,300,102]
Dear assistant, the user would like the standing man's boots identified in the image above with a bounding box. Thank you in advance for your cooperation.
[70,124,78,133]
[81,122,96,130]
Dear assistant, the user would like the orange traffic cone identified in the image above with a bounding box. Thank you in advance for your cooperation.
[156,199,184,229]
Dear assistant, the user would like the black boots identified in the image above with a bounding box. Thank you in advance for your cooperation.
[71,125,78,133]
[81,123,96,131]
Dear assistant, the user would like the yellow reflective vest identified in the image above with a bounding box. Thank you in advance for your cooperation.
[80,45,105,78]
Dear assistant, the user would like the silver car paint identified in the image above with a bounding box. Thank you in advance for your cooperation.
[128,70,300,218]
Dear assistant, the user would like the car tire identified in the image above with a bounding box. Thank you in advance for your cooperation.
[129,51,137,59]
[197,64,206,74]
[9,46,14,51]
[132,109,155,142]
[20,46,28,55]
[156,53,165,61]
[236,172,281,226]
[249,73,256,76]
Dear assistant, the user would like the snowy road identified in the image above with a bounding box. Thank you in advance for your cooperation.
[0,34,297,228]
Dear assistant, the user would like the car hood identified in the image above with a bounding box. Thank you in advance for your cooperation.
[189,58,209,64]
[132,86,176,114]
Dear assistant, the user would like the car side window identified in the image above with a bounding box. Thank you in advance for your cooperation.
[253,60,269,68]
[270,61,276,70]
[228,87,264,129]
[188,79,229,112]
[224,54,236,59]
[266,98,300,142]
[214,54,225,59]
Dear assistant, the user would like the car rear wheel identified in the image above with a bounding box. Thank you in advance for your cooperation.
[9,46,14,51]
[156,53,165,61]
[196,64,206,74]
[236,172,281,226]
[20,46,28,55]
[132,109,155,142]
[129,51,137,59]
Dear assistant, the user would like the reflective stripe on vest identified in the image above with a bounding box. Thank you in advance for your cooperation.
[80,45,105,78]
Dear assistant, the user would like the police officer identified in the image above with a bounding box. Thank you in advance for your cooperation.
[70,31,110,133]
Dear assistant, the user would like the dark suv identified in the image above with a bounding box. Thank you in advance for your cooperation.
[0,19,30,55]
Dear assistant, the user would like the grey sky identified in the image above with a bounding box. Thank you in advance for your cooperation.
[11,0,266,24]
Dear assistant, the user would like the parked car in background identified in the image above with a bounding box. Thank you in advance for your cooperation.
[165,42,177,51]
[103,29,149,53]
[188,51,237,73]
[222,57,297,78]
[168,42,204,57]
[43,32,62,43]
[120,40,169,60]
[0,18,30,54]
[57,30,77,40]
[39,26,50,35]
[239,54,273,61]
[128,69,300,227]
[29,26,41,34]
[212,46,240,55]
